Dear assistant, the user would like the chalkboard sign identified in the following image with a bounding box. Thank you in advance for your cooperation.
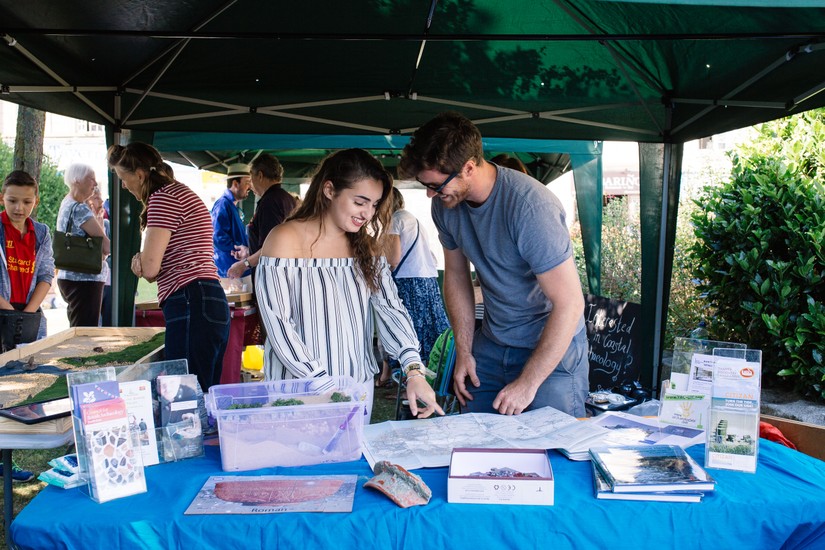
[584,294,641,391]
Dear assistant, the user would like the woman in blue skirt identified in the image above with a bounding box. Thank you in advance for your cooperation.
[386,188,450,369]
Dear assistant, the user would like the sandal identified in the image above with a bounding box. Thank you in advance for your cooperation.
[374,375,394,388]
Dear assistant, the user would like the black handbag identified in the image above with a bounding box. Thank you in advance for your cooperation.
[0,307,42,352]
[52,202,103,274]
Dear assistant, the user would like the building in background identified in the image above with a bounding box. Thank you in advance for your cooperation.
[0,100,209,203]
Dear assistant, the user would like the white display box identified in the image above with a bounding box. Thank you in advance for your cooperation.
[448,448,554,506]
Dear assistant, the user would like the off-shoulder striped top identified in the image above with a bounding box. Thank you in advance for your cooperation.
[255,256,422,384]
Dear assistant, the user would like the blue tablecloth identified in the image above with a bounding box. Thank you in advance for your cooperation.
[11,439,825,549]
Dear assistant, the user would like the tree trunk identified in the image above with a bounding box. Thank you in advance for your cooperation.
[13,105,46,182]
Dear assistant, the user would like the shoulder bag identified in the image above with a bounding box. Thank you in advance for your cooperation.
[52,202,103,274]
[391,220,420,278]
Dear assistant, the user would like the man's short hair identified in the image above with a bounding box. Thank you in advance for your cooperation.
[250,153,284,182]
[399,111,484,178]
[2,170,38,194]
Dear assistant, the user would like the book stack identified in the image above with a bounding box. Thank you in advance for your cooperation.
[589,444,715,503]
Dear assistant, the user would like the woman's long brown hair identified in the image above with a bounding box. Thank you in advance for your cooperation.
[106,142,174,230]
[288,148,393,292]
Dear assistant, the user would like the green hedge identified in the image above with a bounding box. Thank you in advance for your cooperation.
[689,111,825,398]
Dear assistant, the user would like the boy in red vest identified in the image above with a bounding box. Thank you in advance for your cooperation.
[0,170,55,483]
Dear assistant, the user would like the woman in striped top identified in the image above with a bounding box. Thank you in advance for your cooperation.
[108,143,230,391]
[257,149,443,419]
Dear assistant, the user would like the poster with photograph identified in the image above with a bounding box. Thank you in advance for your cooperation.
[185,475,357,515]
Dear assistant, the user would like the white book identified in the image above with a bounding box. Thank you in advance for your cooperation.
[119,380,160,467]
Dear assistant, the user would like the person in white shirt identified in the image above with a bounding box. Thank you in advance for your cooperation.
[386,187,450,366]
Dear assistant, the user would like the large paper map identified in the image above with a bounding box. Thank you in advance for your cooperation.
[362,406,579,470]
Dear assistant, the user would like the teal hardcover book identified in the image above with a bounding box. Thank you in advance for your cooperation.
[589,444,715,494]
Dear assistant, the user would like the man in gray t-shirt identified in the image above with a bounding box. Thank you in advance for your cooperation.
[400,112,589,417]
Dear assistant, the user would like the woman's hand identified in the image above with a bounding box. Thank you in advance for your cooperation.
[226,260,246,279]
[404,376,445,419]
[131,253,143,277]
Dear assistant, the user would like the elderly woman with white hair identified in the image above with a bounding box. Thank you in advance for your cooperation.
[56,163,110,326]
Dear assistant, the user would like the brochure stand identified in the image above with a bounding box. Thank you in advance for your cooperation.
[666,337,748,392]
[157,373,205,462]
[66,360,207,502]
[658,337,748,430]
[706,348,762,473]
[66,367,147,503]
[113,359,205,464]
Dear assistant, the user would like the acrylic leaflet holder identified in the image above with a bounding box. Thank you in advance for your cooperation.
[666,337,748,393]
[115,359,208,466]
[67,367,147,503]
[67,359,207,478]
[705,348,762,474]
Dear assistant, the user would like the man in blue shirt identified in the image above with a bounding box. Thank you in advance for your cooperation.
[211,163,251,277]
[399,112,589,418]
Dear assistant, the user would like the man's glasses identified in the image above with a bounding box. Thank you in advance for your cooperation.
[418,171,458,194]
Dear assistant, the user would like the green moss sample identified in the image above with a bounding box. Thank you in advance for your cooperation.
[271,398,305,406]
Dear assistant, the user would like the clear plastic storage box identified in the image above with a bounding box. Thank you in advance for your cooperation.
[205,376,366,471]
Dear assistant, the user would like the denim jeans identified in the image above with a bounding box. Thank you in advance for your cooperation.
[161,279,230,391]
[465,327,589,417]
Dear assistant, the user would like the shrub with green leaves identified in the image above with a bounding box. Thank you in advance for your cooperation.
[572,196,641,302]
[689,111,825,398]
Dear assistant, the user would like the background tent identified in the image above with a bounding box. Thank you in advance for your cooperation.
[2,0,824,390]
[152,131,603,296]
[156,133,577,185]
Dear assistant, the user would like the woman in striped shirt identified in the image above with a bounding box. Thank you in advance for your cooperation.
[257,148,443,420]
[107,142,230,392]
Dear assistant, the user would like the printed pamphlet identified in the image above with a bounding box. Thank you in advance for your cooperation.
[658,389,709,430]
[79,397,147,502]
[119,380,160,466]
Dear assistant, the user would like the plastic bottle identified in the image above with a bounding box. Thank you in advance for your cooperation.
[690,320,709,340]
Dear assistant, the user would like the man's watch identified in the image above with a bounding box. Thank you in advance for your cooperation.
[243,259,251,268]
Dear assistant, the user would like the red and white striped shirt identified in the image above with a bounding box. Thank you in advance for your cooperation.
[146,181,218,303]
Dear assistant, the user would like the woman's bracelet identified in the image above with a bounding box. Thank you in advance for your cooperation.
[405,372,425,382]
[403,362,424,377]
